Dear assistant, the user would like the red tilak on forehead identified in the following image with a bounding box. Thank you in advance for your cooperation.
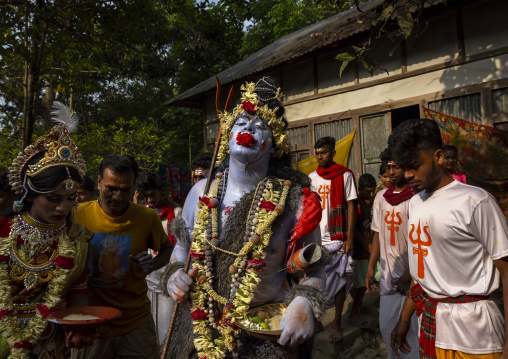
[236,132,256,147]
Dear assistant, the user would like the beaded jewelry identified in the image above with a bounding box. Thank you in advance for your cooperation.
[0,221,77,359]
[189,172,292,359]
[10,212,66,257]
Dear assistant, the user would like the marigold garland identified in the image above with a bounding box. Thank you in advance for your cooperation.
[0,216,76,359]
[189,173,291,359]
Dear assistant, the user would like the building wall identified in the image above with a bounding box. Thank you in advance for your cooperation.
[202,0,508,180]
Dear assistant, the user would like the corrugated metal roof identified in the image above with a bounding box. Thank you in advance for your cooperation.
[166,0,444,106]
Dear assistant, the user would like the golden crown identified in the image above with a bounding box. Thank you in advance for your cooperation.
[8,102,86,199]
[215,80,289,166]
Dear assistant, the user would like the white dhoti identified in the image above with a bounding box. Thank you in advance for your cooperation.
[146,267,175,348]
[323,241,355,307]
[379,293,419,359]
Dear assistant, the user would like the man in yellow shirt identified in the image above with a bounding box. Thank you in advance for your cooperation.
[72,154,173,359]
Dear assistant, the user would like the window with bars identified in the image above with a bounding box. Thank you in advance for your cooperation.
[492,87,508,113]
[288,126,309,147]
[428,93,482,123]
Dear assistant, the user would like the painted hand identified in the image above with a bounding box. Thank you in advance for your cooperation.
[167,267,198,304]
[278,296,314,346]
[129,251,153,275]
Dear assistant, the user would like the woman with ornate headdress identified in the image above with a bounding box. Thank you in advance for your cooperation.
[162,77,327,359]
[0,103,93,359]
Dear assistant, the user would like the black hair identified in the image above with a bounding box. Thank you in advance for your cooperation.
[81,175,95,192]
[378,162,388,176]
[359,173,377,189]
[387,119,442,167]
[314,136,335,151]
[21,152,82,210]
[136,171,164,193]
[191,152,213,170]
[0,171,10,192]
[442,144,458,155]
[255,77,286,120]
[379,148,391,163]
[99,154,139,179]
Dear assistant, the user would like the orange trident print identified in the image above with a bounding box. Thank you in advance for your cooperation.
[318,185,330,210]
[409,220,432,279]
[384,210,402,246]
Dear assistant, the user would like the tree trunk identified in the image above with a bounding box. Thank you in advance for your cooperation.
[21,0,46,148]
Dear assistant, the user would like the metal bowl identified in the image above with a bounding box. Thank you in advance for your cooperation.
[238,303,285,340]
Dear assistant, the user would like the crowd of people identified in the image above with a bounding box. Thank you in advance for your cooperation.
[0,77,507,359]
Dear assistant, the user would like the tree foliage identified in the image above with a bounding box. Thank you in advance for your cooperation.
[0,0,362,175]
[336,0,428,77]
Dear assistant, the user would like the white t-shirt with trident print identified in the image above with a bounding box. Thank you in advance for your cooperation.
[408,180,508,354]
[309,171,357,246]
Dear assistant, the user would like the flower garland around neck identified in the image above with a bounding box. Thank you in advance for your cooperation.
[189,171,291,359]
[0,213,76,359]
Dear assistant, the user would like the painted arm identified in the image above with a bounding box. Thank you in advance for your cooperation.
[344,199,355,253]
[279,226,324,347]
[166,180,206,302]
[279,192,325,347]
[494,258,508,359]
[366,231,380,294]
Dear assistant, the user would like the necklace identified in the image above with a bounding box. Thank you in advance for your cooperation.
[190,171,291,359]
[10,212,65,257]
[0,222,77,359]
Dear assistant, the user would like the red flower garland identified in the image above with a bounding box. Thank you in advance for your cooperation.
[259,200,275,212]
[0,309,11,319]
[14,341,33,349]
[191,250,204,260]
[220,318,239,330]
[247,258,266,271]
[36,305,56,319]
[236,133,256,148]
[53,255,74,269]
[199,197,218,209]
[240,101,256,114]
[191,308,208,321]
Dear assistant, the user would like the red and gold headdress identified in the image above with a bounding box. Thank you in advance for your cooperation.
[215,78,289,166]
[8,102,86,211]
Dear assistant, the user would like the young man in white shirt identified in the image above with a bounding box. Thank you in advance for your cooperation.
[366,149,418,359]
[389,119,508,359]
[309,136,357,342]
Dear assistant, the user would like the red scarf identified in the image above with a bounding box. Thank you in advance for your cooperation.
[383,183,417,206]
[158,199,177,243]
[316,162,354,241]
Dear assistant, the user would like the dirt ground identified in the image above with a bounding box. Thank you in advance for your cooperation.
[311,291,388,359]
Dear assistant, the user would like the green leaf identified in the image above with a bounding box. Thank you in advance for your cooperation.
[339,59,352,78]
[395,7,413,39]
[381,5,394,21]
[335,52,355,62]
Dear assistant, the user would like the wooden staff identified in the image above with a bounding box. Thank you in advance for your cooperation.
[161,78,233,358]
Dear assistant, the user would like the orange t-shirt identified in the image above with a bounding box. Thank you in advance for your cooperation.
[72,200,168,338]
